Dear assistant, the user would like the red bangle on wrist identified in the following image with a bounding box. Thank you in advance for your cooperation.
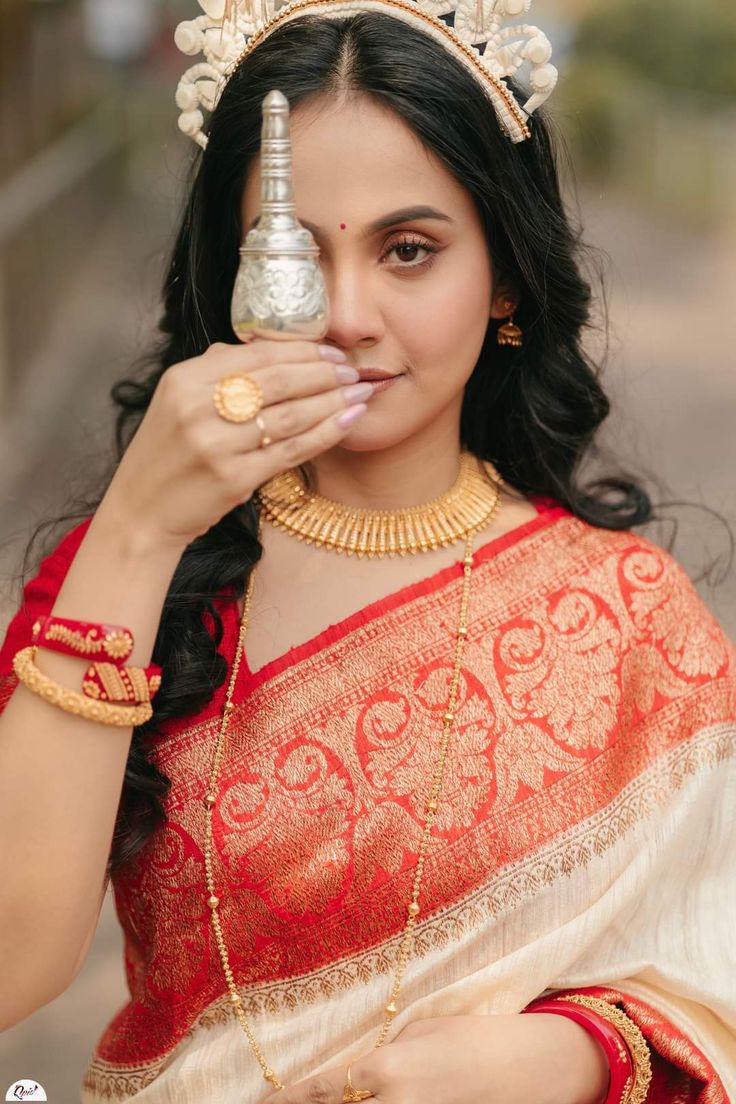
[82,661,163,705]
[32,615,135,665]
[31,616,160,706]
[523,997,634,1104]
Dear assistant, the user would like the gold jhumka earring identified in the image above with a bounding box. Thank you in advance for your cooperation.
[497,298,524,347]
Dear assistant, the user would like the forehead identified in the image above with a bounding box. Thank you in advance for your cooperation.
[241,93,474,221]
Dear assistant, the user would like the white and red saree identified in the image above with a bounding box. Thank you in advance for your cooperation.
[1,497,734,1102]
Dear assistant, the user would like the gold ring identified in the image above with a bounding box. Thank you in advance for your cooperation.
[341,1062,373,1102]
[254,413,273,448]
[213,373,264,423]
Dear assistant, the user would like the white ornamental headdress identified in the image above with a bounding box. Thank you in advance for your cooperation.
[174,0,558,150]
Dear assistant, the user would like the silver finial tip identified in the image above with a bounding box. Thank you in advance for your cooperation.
[263,89,288,109]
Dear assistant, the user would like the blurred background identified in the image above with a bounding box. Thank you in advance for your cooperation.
[1,0,734,1098]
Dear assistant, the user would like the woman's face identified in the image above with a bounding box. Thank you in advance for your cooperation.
[241,93,513,452]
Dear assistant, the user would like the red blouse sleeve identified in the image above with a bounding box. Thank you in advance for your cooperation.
[544,985,728,1104]
[0,518,94,714]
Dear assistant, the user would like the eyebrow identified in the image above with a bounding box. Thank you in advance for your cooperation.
[246,205,454,238]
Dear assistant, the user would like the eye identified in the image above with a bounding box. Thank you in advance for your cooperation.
[380,232,441,273]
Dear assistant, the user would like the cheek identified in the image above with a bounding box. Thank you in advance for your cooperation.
[389,251,491,377]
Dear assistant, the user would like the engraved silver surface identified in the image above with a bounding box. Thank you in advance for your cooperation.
[231,89,329,342]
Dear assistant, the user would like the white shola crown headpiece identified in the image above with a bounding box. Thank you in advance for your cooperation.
[175,0,558,150]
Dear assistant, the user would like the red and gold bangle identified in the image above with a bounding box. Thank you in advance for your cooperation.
[32,615,134,665]
[13,646,152,727]
[523,995,651,1104]
[82,661,163,705]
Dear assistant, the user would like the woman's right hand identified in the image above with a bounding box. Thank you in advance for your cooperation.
[102,340,375,551]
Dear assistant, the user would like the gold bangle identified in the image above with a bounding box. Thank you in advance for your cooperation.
[558,996,653,1104]
[12,646,153,727]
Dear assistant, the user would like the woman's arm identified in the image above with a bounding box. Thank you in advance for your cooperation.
[0,498,185,1030]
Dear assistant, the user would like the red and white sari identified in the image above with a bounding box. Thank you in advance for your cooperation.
[2,497,734,1102]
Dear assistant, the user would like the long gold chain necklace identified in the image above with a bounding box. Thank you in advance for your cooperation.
[202,457,502,1092]
[256,451,503,556]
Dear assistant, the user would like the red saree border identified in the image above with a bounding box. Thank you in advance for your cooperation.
[0,495,568,732]
[85,507,736,1080]
[546,986,728,1104]
[236,495,569,690]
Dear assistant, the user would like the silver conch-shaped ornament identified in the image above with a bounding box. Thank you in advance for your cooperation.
[231,90,329,342]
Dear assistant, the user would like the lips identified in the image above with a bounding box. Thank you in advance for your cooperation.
[356,368,402,382]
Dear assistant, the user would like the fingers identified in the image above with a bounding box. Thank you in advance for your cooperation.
[202,341,358,408]
[197,338,378,496]
[233,382,375,454]
[224,401,370,489]
[260,1052,380,1104]
[202,339,347,386]
[255,358,357,405]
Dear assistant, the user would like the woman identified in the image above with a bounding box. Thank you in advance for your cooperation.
[0,2,734,1102]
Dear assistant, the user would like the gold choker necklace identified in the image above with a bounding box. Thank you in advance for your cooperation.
[255,451,503,557]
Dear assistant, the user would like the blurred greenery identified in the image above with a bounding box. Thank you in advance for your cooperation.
[570,0,736,100]
[553,0,736,227]
[555,55,631,178]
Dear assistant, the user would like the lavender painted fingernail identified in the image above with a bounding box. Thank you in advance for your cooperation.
[319,345,348,362]
[343,382,374,404]
[335,364,360,384]
[335,403,368,428]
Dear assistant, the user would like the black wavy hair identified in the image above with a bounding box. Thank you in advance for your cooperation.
[15,12,691,877]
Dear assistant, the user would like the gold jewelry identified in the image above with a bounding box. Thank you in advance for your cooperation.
[213,373,264,423]
[254,412,273,448]
[497,305,523,347]
[81,661,162,704]
[558,996,652,1104]
[203,507,483,1091]
[32,616,133,663]
[12,646,153,727]
[342,1062,373,1101]
[256,451,503,557]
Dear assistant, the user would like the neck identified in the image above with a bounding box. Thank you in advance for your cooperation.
[306,424,466,510]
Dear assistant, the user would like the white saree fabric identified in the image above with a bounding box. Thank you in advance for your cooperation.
[0,506,732,1103]
[84,720,735,1102]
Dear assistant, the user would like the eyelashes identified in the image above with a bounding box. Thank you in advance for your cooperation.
[380,232,441,274]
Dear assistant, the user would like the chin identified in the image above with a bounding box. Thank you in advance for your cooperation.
[335,424,422,452]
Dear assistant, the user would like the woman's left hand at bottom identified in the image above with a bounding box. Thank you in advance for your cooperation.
[260,1011,610,1104]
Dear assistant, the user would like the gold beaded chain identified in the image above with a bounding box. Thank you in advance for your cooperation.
[202,475,501,1092]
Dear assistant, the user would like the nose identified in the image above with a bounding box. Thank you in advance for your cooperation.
[319,259,385,352]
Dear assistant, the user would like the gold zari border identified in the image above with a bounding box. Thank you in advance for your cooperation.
[191,722,735,1025]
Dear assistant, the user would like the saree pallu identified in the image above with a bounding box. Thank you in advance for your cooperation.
[0,499,734,1103]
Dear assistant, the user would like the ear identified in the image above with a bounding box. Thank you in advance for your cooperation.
[489,285,519,320]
